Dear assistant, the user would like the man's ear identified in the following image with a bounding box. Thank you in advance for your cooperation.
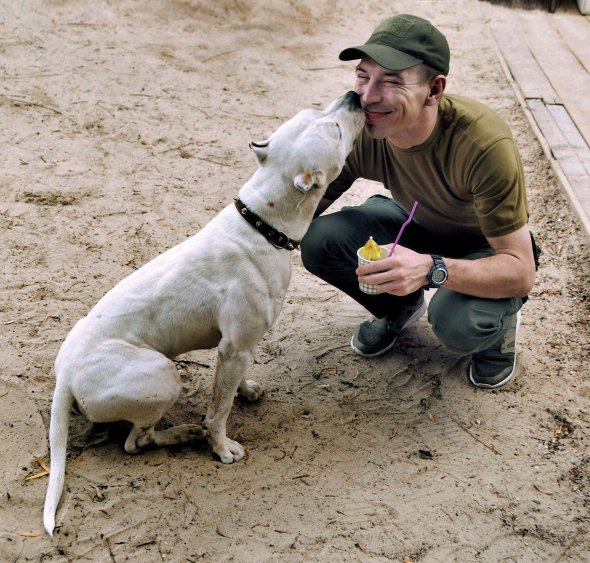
[426,75,446,105]
[249,140,269,164]
[294,169,326,193]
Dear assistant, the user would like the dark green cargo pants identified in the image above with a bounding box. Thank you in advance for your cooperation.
[301,195,533,355]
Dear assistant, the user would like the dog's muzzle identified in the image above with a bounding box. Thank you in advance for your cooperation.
[343,90,362,110]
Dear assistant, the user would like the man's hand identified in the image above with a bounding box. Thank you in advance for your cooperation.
[356,245,431,296]
[356,225,537,299]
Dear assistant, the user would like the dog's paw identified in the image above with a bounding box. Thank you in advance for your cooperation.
[237,379,264,402]
[215,438,245,464]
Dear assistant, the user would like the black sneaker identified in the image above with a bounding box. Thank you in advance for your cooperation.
[350,294,427,357]
[469,310,521,389]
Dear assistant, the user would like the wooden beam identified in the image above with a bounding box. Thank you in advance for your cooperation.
[489,20,560,104]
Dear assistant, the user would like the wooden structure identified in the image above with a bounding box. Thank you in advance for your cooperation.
[490,10,590,241]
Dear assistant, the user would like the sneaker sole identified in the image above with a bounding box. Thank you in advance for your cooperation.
[350,298,427,358]
[469,310,521,389]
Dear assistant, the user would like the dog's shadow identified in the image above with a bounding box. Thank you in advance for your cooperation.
[67,417,211,456]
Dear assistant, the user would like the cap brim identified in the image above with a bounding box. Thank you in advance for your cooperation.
[339,44,422,71]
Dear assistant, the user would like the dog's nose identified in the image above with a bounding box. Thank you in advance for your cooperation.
[343,90,361,110]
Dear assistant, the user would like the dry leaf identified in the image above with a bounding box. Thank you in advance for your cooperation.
[34,456,50,473]
[24,470,49,481]
[427,413,437,423]
[355,543,366,552]
[533,484,553,495]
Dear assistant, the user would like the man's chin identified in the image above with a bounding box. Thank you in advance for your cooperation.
[364,123,390,140]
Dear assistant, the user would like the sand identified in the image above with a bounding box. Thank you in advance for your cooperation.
[1,0,589,561]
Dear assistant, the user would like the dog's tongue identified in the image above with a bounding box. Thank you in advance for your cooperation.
[360,236,382,261]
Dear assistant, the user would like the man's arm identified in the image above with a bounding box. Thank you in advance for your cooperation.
[357,224,536,299]
[443,225,536,298]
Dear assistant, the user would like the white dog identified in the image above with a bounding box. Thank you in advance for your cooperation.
[43,91,364,535]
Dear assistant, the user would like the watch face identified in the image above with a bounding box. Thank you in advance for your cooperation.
[432,268,447,284]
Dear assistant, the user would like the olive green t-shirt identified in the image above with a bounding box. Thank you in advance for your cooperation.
[324,94,529,238]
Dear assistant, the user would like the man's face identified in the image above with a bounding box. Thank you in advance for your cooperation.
[354,58,430,141]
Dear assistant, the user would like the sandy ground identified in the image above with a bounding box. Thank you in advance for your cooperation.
[1,0,589,561]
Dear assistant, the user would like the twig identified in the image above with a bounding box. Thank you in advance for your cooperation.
[153,142,196,156]
[196,156,232,167]
[201,50,237,63]
[185,103,209,117]
[1,94,62,115]
[555,528,584,562]
[452,418,501,455]
[105,537,116,563]
[315,344,349,361]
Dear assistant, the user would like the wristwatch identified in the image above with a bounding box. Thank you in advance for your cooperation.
[425,254,448,288]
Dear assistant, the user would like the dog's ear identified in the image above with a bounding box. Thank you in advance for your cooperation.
[294,168,326,193]
[249,140,269,164]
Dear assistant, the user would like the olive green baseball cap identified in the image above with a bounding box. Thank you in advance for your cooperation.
[339,14,450,75]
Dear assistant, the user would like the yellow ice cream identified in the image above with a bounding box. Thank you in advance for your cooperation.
[360,236,383,261]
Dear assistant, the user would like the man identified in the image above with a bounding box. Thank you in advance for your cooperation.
[300,14,540,389]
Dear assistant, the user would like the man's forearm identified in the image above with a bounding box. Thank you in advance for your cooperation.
[443,253,535,299]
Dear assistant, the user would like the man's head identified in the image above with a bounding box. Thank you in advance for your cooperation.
[339,15,449,146]
[339,14,450,76]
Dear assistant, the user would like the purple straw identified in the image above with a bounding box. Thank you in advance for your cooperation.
[388,201,418,257]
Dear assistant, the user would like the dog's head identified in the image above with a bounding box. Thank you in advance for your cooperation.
[249,91,365,196]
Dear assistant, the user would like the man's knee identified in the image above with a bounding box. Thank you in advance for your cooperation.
[428,290,519,354]
[301,212,358,277]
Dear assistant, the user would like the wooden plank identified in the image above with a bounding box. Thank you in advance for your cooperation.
[527,99,590,226]
[553,13,590,74]
[527,99,570,157]
[546,104,590,175]
[570,177,590,211]
[492,17,590,240]
[489,20,560,104]
[519,11,590,148]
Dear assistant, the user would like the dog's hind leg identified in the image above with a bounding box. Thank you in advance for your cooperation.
[121,355,206,453]
[77,347,204,454]
[126,423,206,453]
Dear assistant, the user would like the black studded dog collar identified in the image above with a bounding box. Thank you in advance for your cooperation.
[234,198,300,251]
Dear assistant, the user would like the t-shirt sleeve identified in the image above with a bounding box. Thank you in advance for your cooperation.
[469,138,529,238]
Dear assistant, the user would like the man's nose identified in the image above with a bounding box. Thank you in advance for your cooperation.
[356,80,381,106]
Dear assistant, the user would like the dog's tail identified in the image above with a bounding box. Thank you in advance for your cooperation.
[43,381,74,537]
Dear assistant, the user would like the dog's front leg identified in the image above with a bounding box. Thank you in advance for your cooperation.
[204,342,254,463]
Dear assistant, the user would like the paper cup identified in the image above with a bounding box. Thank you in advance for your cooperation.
[357,246,388,294]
